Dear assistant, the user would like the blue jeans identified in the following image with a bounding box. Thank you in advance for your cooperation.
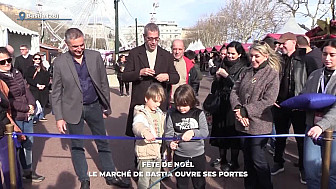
[67,101,116,182]
[33,109,45,122]
[269,124,276,149]
[304,129,336,189]
[15,119,33,170]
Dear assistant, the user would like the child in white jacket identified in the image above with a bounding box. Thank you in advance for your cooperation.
[132,83,166,189]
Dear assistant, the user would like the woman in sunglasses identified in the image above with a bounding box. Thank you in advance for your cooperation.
[0,47,45,182]
[25,53,50,123]
[0,47,27,189]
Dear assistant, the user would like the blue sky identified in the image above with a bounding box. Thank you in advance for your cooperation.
[1,0,330,30]
[0,0,225,28]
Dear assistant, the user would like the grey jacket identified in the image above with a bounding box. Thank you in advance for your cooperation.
[301,68,336,131]
[230,65,280,135]
[51,50,111,124]
[164,109,209,158]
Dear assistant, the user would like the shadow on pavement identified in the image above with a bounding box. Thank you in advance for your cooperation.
[46,171,76,189]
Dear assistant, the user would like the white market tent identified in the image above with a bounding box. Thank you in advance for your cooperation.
[186,41,195,51]
[186,39,206,51]
[195,39,205,50]
[0,10,39,57]
[277,16,307,34]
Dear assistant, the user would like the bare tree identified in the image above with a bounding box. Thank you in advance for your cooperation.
[184,13,229,47]
[185,0,286,46]
[277,0,331,29]
[223,0,288,42]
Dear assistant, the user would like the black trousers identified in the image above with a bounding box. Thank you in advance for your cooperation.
[117,76,129,94]
[273,107,306,170]
[240,133,273,189]
[173,153,206,189]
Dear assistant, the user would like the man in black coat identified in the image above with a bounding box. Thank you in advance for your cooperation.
[122,23,179,136]
[14,44,33,78]
[296,35,323,76]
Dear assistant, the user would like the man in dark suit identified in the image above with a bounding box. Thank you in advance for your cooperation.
[123,23,179,136]
[14,44,33,78]
[51,28,129,189]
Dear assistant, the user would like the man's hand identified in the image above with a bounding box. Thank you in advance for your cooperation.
[182,130,195,141]
[155,73,169,82]
[139,68,155,77]
[56,120,67,134]
[170,141,179,150]
[307,126,323,140]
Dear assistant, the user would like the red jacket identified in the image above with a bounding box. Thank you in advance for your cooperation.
[183,56,194,83]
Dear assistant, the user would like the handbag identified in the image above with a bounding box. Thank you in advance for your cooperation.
[203,91,221,114]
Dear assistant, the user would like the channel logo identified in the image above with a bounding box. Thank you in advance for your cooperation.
[17,11,72,21]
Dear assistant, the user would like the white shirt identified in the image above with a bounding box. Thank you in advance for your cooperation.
[145,46,157,69]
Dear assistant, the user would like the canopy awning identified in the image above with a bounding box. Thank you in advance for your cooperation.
[0,11,38,36]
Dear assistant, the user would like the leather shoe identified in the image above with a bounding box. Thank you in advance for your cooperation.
[106,177,130,188]
[220,163,231,172]
[221,162,240,172]
[229,163,240,171]
[80,180,90,189]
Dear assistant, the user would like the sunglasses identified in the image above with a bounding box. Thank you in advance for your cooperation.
[34,58,41,60]
[0,58,12,65]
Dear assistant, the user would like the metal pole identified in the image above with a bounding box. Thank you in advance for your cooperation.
[321,128,333,189]
[332,0,335,21]
[135,18,138,47]
[5,124,16,189]
[40,20,44,43]
[114,0,119,61]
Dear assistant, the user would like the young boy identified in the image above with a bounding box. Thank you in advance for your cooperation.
[132,83,166,189]
[165,84,209,189]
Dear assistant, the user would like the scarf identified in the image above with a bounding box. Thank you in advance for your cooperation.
[223,58,247,75]
[253,59,268,75]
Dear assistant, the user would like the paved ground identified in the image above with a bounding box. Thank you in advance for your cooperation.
[21,70,306,189]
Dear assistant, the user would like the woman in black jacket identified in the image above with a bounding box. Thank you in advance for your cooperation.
[114,55,129,96]
[209,42,248,171]
[26,53,50,123]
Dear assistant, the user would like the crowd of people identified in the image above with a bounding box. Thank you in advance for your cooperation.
[0,22,336,189]
[122,23,336,189]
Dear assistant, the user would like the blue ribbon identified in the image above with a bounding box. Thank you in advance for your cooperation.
[14,132,309,141]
